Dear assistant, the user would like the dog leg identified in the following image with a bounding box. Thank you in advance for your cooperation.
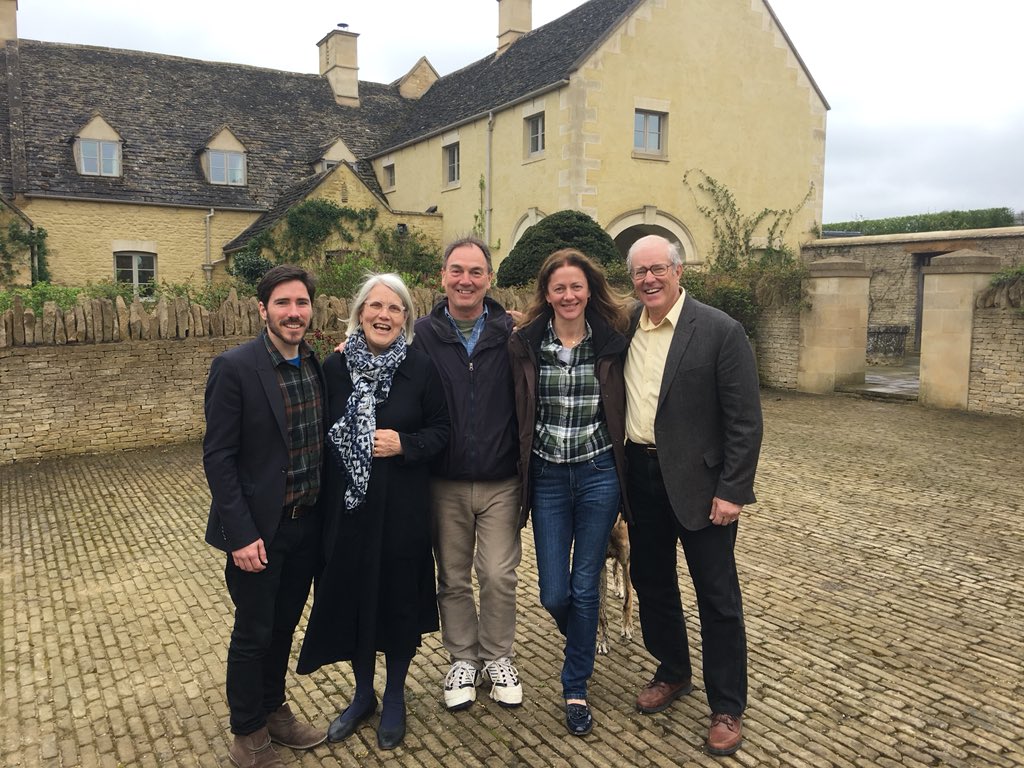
[621,552,634,641]
[597,560,610,655]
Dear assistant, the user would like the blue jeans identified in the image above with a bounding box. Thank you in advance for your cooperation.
[530,450,620,700]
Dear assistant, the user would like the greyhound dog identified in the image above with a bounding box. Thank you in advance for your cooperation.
[596,514,634,655]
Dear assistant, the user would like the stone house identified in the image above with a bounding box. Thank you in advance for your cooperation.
[0,0,826,290]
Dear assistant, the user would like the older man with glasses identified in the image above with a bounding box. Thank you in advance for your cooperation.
[623,234,763,757]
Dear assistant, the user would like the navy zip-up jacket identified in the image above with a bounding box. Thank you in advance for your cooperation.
[412,296,519,481]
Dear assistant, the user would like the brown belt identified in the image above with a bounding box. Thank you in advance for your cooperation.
[282,503,314,519]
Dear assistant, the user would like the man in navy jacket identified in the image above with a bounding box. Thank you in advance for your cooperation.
[412,237,524,712]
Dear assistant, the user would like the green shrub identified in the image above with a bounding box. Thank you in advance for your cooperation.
[682,270,759,336]
[374,228,441,290]
[0,282,81,314]
[229,247,275,293]
[496,210,620,288]
[315,253,378,302]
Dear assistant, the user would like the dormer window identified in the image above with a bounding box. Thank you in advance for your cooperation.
[202,127,248,186]
[208,150,246,186]
[79,139,121,176]
[73,114,123,177]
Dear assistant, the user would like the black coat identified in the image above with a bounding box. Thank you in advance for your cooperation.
[297,345,449,671]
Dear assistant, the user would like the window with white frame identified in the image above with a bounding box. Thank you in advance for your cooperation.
[207,150,246,185]
[444,143,460,186]
[525,113,545,158]
[77,138,121,176]
[633,110,666,156]
[114,252,156,295]
[383,163,396,190]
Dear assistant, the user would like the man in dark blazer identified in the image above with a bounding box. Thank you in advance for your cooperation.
[203,264,327,767]
[623,235,763,757]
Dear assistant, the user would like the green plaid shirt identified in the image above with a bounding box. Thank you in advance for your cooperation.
[262,331,323,507]
[533,321,611,463]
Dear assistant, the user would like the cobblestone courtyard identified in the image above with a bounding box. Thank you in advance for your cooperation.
[2,390,1023,767]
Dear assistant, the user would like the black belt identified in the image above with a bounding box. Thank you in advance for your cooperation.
[282,503,314,519]
[627,441,658,457]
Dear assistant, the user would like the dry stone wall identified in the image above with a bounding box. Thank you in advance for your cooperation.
[0,287,532,463]
[969,307,1024,418]
[756,305,799,389]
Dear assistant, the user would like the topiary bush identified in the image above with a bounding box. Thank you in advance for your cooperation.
[496,210,621,287]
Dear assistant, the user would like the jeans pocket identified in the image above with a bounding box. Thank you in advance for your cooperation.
[590,451,616,473]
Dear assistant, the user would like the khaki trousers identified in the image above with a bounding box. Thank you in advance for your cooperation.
[431,476,522,665]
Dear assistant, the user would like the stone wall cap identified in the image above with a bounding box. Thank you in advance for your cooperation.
[805,225,1024,247]
[923,250,1002,274]
[807,256,870,277]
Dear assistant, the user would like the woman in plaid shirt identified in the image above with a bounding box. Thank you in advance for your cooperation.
[509,248,632,737]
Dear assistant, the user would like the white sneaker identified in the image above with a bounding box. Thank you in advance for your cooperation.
[483,657,523,708]
[443,661,480,711]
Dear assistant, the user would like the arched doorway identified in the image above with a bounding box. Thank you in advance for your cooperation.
[606,207,699,263]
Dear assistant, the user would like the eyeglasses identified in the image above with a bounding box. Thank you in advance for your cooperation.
[630,263,674,281]
[364,301,407,315]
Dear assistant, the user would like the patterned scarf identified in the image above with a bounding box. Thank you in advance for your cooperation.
[326,328,407,511]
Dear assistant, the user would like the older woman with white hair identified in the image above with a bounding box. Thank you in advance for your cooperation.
[298,273,449,751]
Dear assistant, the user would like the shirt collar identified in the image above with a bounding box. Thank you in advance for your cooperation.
[638,287,686,331]
[262,328,312,367]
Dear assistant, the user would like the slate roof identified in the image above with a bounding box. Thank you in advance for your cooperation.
[376,0,641,153]
[0,40,409,209]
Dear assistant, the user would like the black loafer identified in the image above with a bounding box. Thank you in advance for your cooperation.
[565,702,593,736]
[377,711,406,750]
[327,697,377,743]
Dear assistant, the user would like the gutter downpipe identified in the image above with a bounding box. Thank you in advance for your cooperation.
[203,208,215,285]
[486,111,494,247]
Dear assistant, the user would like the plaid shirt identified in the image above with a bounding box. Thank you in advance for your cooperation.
[262,331,323,507]
[533,321,611,463]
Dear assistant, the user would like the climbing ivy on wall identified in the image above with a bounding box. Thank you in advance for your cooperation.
[280,200,379,263]
[680,169,812,335]
[0,221,50,285]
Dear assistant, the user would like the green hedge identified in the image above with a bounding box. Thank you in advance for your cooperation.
[823,208,1015,235]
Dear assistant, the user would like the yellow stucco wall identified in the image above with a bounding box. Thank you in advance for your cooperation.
[19,198,256,287]
[378,0,826,268]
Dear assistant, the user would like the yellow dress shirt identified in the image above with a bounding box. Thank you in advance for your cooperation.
[624,289,686,445]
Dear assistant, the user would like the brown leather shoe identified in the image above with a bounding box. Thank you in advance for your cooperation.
[635,677,693,713]
[706,713,743,756]
[266,703,326,750]
[228,726,285,768]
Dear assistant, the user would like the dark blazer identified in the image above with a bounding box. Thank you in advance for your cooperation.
[630,297,763,531]
[202,334,327,553]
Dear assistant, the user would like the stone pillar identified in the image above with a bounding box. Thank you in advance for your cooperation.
[919,250,1001,409]
[797,257,870,394]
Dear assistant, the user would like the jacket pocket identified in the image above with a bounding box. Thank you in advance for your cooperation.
[702,448,724,468]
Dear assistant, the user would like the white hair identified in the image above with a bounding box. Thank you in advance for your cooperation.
[626,235,682,271]
[346,272,416,344]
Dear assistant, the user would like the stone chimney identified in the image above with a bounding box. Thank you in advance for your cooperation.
[318,28,359,107]
[0,0,18,46]
[497,0,531,56]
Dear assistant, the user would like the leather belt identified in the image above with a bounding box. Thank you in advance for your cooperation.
[282,503,314,519]
[627,441,658,457]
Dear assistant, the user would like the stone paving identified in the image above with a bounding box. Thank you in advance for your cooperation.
[2,390,1023,768]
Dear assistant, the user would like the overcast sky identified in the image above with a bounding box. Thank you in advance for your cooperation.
[16,0,1024,224]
